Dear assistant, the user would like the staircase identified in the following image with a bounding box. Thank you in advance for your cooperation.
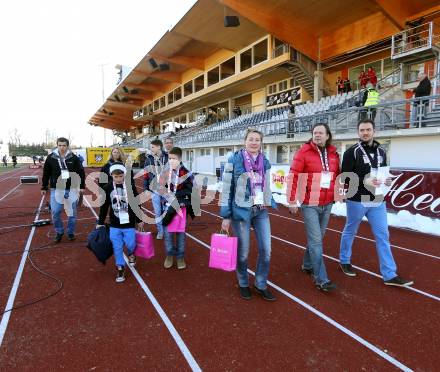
[282,49,316,100]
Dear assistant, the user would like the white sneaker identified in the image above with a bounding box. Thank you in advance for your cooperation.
[157,232,164,240]
[116,266,126,283]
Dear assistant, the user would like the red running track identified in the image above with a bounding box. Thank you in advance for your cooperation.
[0,167,438,371]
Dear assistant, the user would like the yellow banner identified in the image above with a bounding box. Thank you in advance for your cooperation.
[86,147,142,167]
[86,148,111,167]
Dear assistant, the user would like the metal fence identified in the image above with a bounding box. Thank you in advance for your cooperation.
[170,95,440,146]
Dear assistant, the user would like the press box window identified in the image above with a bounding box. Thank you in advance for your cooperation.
[208,66,220,86]
[240,48,252,72]
[253,39,268,65]
[160,96,166,108]
[184,81,193,97]
[153,99,159,111]
[220,57,235,80]
[174,87,182,101]
[194,75,204,92]
[168,92,174,105]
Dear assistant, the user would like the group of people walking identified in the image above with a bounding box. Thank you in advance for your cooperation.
[40,121,413,297]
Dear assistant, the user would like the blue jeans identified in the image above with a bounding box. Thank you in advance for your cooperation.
[301,203,333,285]
[50,189,78,235]
[109,227,136,267]
[152,193,164,234]
[340,200,397,281]
[164,226,185,258]
[231,207,271,290]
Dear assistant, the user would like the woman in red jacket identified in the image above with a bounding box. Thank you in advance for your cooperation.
[288,123,341,292]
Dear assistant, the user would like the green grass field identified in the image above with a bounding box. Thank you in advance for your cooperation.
[0,164,26,173]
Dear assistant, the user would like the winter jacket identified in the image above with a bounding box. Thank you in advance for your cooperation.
[289,141,340,206]
[41,149,85,191]
[144,152,168,192]
[159,163,196,222]
[414,77,432,98]
[341,140,387,202]
[98,182,141,228]
[220,150,277,221]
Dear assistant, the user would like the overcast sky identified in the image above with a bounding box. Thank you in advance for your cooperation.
[0,0,197,148]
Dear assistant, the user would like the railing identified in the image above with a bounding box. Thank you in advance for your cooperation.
[288,94,440,135]
[173,117,288,146]
[391,21,440,59]
[170,95,440,146]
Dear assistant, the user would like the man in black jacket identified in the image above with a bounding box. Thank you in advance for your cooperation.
[339,119,413,287]
[41,137,85,242]
[144,139,168,239]
[412,72,432,127]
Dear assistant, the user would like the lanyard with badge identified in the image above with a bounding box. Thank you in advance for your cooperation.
[357,143,384,195]
[317,146,331,189]
[243,150,264,205]
[58,157,70,180]
[357,142,380,168]
[113,182,130,224]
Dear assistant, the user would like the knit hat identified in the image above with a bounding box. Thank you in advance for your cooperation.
[109,162,126,174]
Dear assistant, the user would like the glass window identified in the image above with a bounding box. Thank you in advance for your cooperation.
[188,111,196,122]
[279,80,288,92]
[253,39,268,65]
[200,149,205,156]
[174,86,182,101]
[160,96,165,108]
[153,99,159,111]
[276,145,289,164]
[167,92,174,105]
[348,65,364,90]
[290,78,297,88]
[194,75,204,92]
[240,48,252,72]
[205,148,211,156]
[289,145,300,161]
[184,81,193,97]
[208,66,220,86]
[274,38,284,48]
[220,57,235,80]
[366,60,382,80]
[268,84,277,94]
[179,114,187,124]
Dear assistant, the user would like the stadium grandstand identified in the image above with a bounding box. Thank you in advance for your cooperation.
[88,0,440,175]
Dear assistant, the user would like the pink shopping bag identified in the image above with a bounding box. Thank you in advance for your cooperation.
[167,206,187,233]
[134,230,155,259]
[209,232,237,272]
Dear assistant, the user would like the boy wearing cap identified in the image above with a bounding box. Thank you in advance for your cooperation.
[97,162,143,282]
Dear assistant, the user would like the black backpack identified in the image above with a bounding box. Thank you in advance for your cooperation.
[87,226,113,265]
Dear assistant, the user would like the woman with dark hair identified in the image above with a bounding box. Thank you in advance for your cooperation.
[288,123,341,292]
[220,129,277,301]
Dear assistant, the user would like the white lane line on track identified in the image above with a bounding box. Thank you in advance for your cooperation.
[140,205,413,372]
[0,184,21,203]
[201,208,440,303]
[0,195,45,347]
[267,211,440,261]
[0,169,40,204]
[83,196,202,372]
[0,167,31,183]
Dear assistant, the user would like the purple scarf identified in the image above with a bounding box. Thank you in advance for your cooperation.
[241,149,265,196]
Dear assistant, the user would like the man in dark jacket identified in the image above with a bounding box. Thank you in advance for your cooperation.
[144,139,168,239]
[412,72,432,127]
[338,119,413,287]
[41,137,85,242]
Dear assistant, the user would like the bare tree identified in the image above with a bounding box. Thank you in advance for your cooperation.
[8,128,22,146]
